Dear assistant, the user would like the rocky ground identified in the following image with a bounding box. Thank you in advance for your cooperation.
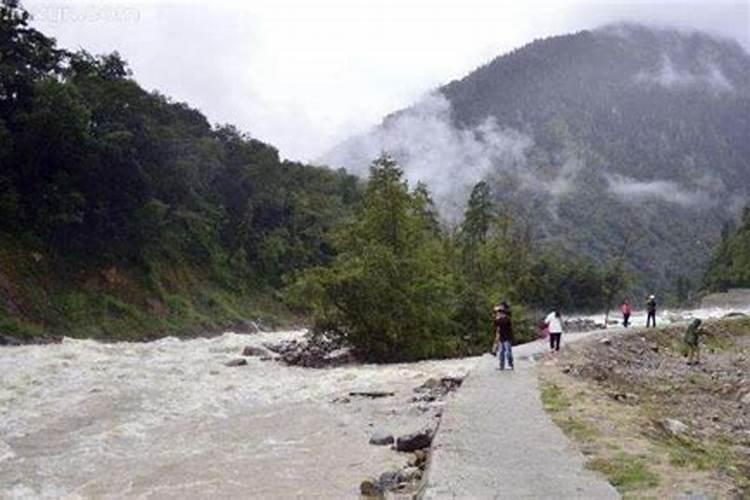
[539,317,750,499]
[238,332,465,497]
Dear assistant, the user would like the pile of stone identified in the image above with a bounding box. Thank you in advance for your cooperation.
[264,332,355,368]
[362,429,433,497]
[564,318,605,333]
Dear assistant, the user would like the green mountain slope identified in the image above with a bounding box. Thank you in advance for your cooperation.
[325,24,750,296]
[0,4,359,341]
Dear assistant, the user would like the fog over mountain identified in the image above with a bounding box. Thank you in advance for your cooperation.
[321,24,750,293]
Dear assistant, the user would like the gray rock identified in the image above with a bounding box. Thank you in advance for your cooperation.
[599,337,612,345]
[378,470,404,490]
[369,430,394,446]
[241,345,269,357]
[349,390,395,398]
[401,466,421,481]
[741,392,750,405]
[225,358,248,367]
[662,418,689,436]
[396,429,434,452]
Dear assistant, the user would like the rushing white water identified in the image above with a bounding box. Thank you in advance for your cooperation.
[0,330,475,499]
[572,305,750,328]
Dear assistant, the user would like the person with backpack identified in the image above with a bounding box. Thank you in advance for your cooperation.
[493,305,514,370]
[683,318,705,365]
[621,299,632,327]
[544,308,564,353]
[646,295,657,328]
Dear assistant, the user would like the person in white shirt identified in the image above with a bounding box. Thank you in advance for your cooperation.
[544,309,564,352]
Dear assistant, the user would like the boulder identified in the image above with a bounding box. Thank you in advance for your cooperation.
[599,337,612,345]
[662,418,689,436]
[741,392,750,406]
[225,358,248,367]
[378,470,404,490]
[396,429,434,452]
[369,430,394,446]
[241,346,269,357]
[401,466,421,481]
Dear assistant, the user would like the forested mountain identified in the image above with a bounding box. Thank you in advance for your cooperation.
[703,206,750,291]
[324,24,750,297]
[0,4,359,340]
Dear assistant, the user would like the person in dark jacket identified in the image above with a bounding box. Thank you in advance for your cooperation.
[684,318,705,365]
[646,295,657,328]
[494,306,514,370]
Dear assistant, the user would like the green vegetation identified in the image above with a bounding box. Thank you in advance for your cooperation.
[0,3,359,340]
[289,158,624,361]
[434,25,750,299]
[540,382,571,413]
[587,453,660,493]
[703,205,750,291]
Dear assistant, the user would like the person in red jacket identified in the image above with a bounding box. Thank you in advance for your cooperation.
[493,305,514,370]
[621,299,632,328]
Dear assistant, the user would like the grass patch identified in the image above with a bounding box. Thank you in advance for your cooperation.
[558,416,601,442]
[588,453,660,493]
[540,382,571,413]
[662,436,736,472]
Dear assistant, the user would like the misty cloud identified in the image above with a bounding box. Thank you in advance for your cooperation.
[320,92,532,221]
[606,174,714,207]
[635,55,733,92]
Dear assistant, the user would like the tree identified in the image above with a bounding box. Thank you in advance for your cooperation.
[0,2,64,120]
[291,155,459,362]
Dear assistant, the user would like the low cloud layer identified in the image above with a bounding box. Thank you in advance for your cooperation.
[606,174,715,207]
[321,93,532,221]
[635,55,734,92]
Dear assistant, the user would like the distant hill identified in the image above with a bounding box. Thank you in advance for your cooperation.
[322,24,750,297]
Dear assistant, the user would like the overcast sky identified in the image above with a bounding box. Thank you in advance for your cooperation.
[24,0,749,162]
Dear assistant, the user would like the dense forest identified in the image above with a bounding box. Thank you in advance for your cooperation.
[326,24,750,299]
[703,206,750,291]
[0,3,359,341]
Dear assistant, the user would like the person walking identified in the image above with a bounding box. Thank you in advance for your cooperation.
[494,305,514,370]
[621,299,632,327]
[544,309,564,353]
[646,295,657,328]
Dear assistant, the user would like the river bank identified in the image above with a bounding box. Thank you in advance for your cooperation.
[538,317,750,498]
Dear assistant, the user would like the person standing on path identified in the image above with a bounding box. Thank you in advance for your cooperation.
[494,305,514,370]
[544,309,564,353]
[646,295,657,328]
[621,299,632,327]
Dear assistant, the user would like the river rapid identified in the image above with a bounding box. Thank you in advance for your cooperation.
[0,330,474,499]
[1,305,747,499]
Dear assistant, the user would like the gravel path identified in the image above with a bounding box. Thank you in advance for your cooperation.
[425,330,621,499]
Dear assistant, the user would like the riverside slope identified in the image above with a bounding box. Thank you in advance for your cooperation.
[425,328,621,499]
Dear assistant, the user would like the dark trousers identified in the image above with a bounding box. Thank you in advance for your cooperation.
[549,333,561,351]
[647,311,656,328]
[623,313,630,327]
